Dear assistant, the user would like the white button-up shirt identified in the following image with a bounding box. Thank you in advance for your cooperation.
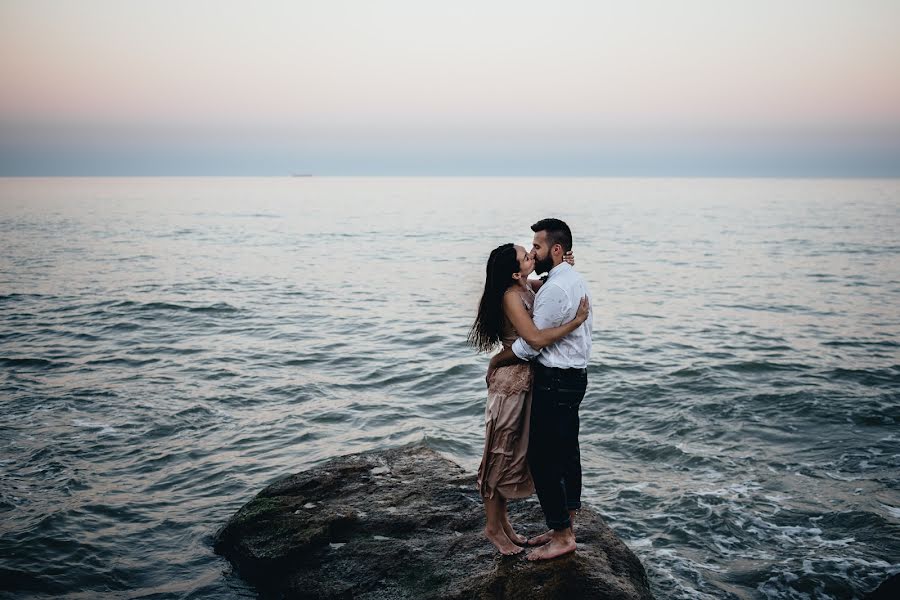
[511,262,593,368]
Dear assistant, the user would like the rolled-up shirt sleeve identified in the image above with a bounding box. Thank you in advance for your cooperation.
[511,283,571,361]
[511,335,539,360]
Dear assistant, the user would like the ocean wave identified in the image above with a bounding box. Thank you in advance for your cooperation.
[84,357,161,367]
[0,357,71,369]
[4,177,899,599]
[100,299,240,317]
[826,366,900,386]
[716,360,812,374]
[823,339,899,348]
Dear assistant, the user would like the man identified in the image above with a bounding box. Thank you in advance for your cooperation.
[487,218,593,560]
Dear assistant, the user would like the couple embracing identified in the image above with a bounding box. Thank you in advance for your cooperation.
[468,218,593,561]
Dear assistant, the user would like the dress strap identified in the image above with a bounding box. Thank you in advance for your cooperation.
[519,282,535,311]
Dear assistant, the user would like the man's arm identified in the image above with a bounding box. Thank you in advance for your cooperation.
[511,283,571,361]
[490,347,520,369]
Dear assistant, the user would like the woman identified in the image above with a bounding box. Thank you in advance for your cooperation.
[467,243,589,555]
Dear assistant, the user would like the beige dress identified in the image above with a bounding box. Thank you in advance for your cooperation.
[477,283,536,500]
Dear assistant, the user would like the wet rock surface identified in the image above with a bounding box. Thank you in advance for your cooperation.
[214,443,654,599]
[865,572,900,599]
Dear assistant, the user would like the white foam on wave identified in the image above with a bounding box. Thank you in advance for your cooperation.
[619,481,650,493]
[637,545,731,600]
[628,537,654,548]
[818,537,856,547]
[763,493,791,504]
[694,481,762,498]
[743,514,860,552]
[72,418,115,435]
[880,502,900,519]
[709,533,742,554]
[808,554,895,573]
[648,511,679,519]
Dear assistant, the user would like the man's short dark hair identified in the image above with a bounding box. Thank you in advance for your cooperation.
[531,218,573,252]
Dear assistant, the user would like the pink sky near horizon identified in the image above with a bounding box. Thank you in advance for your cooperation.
[2,0,899,175]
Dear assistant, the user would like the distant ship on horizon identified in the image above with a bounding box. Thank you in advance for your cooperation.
[290,173,313,177]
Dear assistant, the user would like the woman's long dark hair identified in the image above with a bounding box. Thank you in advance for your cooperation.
[467,243,520,353]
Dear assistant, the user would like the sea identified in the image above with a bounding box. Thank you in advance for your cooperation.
[1,176,898,599]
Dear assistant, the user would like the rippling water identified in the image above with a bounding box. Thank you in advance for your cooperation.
[1,177,898,599]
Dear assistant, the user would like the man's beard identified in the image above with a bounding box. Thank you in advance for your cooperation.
[534,254,554,275]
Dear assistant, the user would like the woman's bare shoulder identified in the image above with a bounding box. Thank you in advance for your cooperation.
[502,287,522,306]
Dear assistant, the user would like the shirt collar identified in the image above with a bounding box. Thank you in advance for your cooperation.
[546,261,571,280]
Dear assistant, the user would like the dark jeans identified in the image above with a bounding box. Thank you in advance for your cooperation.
[527,364,587,531]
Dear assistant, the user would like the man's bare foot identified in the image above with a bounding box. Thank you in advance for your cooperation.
[527,510,577,546]
[484,527,524,555]
[525,530,554,547]
[502,518,527,546]
[526,534,576,561]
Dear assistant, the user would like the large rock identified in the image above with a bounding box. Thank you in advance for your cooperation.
[865,573,900,599]
[214,443,654,599]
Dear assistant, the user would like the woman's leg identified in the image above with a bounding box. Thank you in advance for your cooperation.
[499,497,527,545]
[483,494,524,555]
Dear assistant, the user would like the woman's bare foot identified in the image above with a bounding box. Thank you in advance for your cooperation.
[502,518,527,546]
[484,527,525,555]
[526,533,576,561]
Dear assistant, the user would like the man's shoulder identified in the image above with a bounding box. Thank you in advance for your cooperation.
[538,277,569,294]
[562,267,588,287]
[539,265,587,295]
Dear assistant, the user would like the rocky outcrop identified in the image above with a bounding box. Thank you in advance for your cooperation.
[865,573,900,599]
[214,443,654,599]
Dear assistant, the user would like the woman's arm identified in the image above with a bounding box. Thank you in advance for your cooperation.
[502,291,589,351]
[485,346,520,386]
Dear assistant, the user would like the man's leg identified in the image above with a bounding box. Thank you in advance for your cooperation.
[559,369,586,515]
[526,368,586,554]
[527,369,570,532]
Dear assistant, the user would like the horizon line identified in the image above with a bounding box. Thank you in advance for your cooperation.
[2,173,900,180]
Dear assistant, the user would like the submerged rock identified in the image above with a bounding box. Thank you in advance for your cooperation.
[214,443,654,599]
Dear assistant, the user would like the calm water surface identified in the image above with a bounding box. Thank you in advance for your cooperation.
[1,177,898,599]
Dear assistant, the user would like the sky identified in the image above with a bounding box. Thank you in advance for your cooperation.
[1,0,899,176]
